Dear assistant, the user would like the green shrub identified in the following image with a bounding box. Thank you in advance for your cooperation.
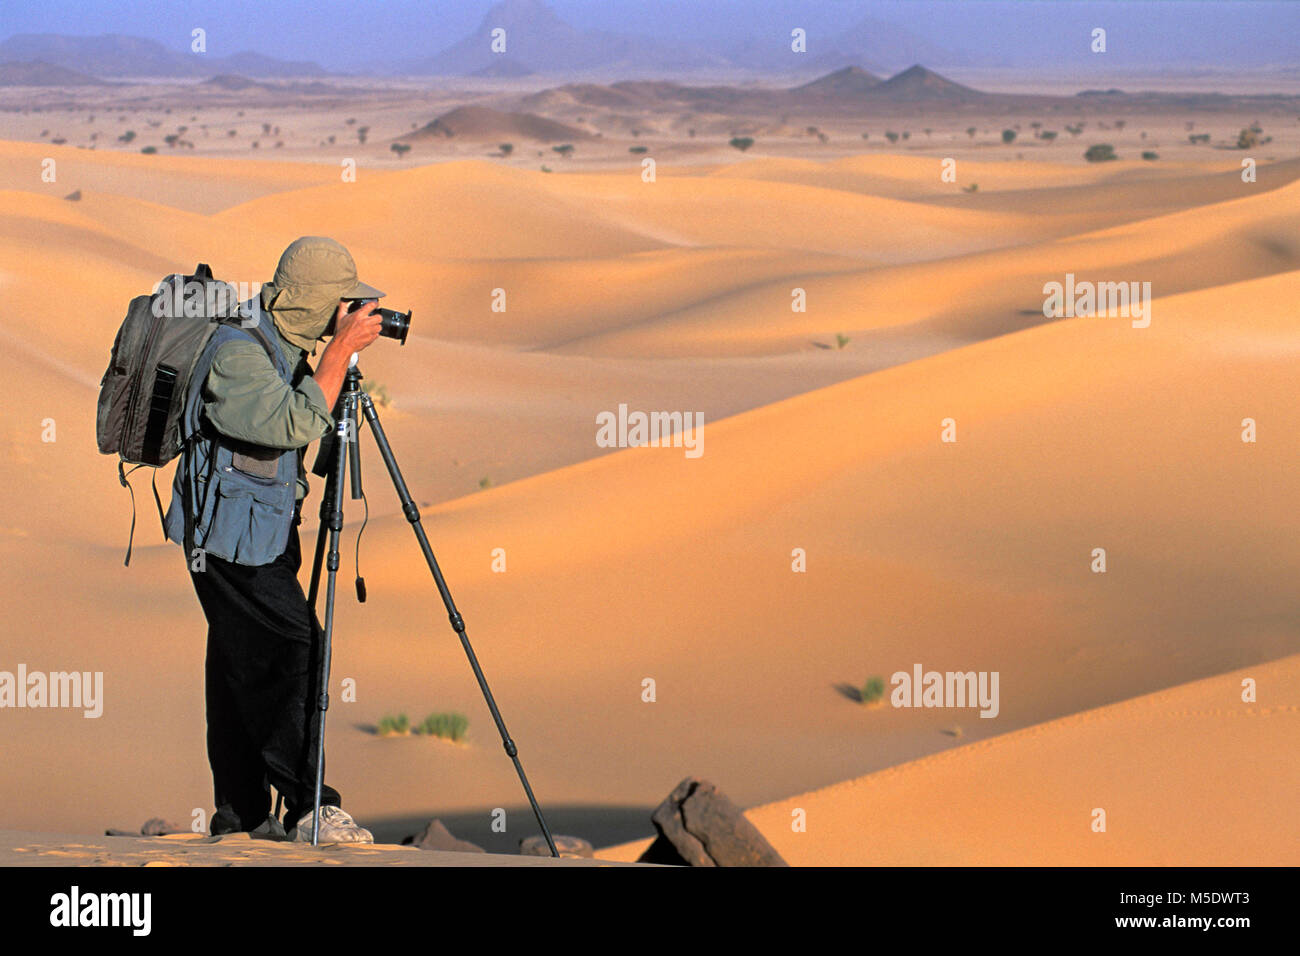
[729,136,754,152]
[1001,129,1016,144]
[1141,151,1159,161]
[377,713,410,736]
[860,676,886,704]
[416,712,468,742]
[834,333,850,350]
[1084,143,1117,162]
[140,146,157,154]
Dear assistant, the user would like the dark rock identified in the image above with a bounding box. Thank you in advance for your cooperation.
[519,834,593,858]
[401,819,485,853]
[141,818,186,836]
[637,777,787,867]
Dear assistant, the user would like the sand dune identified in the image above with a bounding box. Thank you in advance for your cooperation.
[0,134,1294,860]
[707,152,1254,198]
[597,655,1300,865]
[548,170,1300,356]
[0,139,367,212]
[7,265,1289,837]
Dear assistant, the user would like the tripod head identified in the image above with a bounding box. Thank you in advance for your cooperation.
[311,357,363,492]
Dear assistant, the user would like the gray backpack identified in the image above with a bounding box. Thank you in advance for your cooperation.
[97,263,277,564]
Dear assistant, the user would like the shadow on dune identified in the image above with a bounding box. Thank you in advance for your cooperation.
[364,804,659,853]
[832,681,867,703]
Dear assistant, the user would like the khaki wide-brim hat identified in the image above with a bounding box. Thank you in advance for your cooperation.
[269,236,384,301]
[260,236,384,354]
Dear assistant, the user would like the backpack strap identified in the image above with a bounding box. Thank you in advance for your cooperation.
[181,430,220,566]
[231,318,288,376]
[117,461,168,567]
[175,318,288,562]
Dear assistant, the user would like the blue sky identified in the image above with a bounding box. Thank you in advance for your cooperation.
[2,1,1296,67]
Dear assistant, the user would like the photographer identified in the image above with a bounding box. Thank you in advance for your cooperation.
[164,236,384,842]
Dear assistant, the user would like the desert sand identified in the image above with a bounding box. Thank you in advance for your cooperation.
[0,73,1297,863]
[0,830,635,866]
[597,655,1300,865]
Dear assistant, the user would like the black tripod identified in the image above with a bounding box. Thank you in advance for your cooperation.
[294,358,558,855]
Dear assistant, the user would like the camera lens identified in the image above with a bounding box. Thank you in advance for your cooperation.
[377,308,411,346]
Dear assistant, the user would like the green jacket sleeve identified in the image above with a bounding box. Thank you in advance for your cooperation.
[202,339,333,450]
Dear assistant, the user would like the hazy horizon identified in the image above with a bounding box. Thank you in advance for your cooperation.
[1,0,1297,75]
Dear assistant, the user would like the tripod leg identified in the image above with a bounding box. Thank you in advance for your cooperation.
[356,389,559,857]
[311,409,351,846]
[306,465,333,609]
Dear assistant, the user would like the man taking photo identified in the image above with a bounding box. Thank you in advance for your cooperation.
[164,236,384,843]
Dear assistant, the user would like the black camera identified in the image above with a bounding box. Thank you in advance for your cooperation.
[326,298,412,346]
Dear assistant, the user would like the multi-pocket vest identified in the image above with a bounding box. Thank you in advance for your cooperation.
[163,324,299,567]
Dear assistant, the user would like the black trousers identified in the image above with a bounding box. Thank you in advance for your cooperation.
[188,508,341,833]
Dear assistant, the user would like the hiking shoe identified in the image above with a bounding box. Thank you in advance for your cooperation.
[250,815,288,841]
[289,805,373,844]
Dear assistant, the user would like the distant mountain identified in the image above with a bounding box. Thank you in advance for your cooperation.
[213,50,327,78]
[520,79,787,114]
[520,65,988,116]
[400,105,591,143]
[0,33,327,78]
[793,66,884,97]
[472,57,535,78]
[865,64,985,102]
[0,60,107,86]
[201,74,346,95]
[520,82,652,111]
[203,74,260,91]
[409,0,733,76]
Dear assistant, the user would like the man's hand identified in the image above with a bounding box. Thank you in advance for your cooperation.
[313,299,384,409]
[328,299,384,354]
